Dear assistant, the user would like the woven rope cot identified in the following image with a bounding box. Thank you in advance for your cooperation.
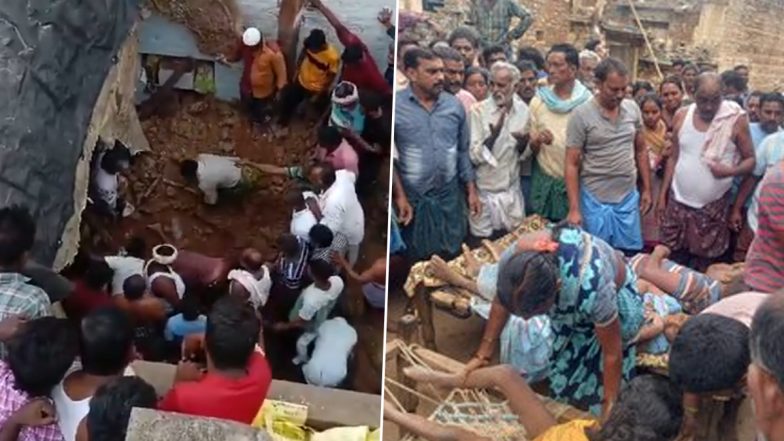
[385,342,589,441]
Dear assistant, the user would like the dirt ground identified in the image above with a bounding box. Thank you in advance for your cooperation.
[95,91,387,395]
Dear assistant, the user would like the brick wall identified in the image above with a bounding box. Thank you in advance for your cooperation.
[697,0,784,91]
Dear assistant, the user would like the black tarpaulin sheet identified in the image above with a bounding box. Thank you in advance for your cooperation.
[0,0,138,266]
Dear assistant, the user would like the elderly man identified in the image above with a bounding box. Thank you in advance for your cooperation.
[468,61,529,241]
[394,48,479,262]
[528,44,593,222]
[467,0,533,55]
[565,58,652,251]
[432,46,476,114]
[658,72,755,269]
[748,296,784,441]
[578,50,600,92]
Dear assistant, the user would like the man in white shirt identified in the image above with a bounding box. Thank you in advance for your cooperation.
[307,163,365,266]
[179,153,263,205]
[270,260,345,364]
[302,317,357,388]
[286,189,317,241]
[469,61,529,240]
[104,255,144,296]
[90,143,132,219]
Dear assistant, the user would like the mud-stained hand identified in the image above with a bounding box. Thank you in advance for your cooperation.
[395,194,414,226]
[0,315,26,342]
[10,398,56,427]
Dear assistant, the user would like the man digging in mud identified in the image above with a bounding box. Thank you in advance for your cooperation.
[179,153,265,205]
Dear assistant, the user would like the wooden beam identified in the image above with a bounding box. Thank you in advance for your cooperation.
[412,283,437,350]
[627,0,663,80]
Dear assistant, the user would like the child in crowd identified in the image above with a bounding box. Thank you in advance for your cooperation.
[638,93,668,248]
[164,296,207,344]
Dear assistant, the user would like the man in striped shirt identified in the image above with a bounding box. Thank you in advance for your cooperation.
[745,161,784,293]
[275,234,310,291]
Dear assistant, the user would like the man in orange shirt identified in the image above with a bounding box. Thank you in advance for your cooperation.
[229,28,287,125]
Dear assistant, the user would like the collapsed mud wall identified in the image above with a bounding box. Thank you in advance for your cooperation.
[0,0,138,268]
[54,27,151,270]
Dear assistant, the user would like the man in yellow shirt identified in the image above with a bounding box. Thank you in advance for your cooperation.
[278,29,339,132]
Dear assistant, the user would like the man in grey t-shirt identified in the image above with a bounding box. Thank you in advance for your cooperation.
[564,57,652,251]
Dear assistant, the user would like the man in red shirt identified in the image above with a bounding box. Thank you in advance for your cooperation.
[309,0,391,98]
[158,297,272,424]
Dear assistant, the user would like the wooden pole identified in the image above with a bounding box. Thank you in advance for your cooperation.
[412,284,437,349]
[626,0,663,81]
[397,314,420,438]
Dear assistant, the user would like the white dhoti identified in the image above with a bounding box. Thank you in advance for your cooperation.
[469,186,525,238]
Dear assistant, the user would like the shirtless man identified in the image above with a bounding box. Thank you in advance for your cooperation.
[171,249,234,298]
[334,253,386,310]
[228,250,272,311]
[145,244,186,309]
[113,275,169,360]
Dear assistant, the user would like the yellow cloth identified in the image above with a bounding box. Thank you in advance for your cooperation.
[528,96,571,179]
[297,46,340,93]
[311,427,378,441]
[533,419,597,441]
[642,119,668,171]
[643,120,668,163]
[250,45,288,99]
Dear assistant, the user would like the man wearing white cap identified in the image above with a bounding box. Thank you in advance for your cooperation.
[227,27,287,124]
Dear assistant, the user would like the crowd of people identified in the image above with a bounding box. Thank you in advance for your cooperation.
[0,2,394,440]
[391,2,784,440]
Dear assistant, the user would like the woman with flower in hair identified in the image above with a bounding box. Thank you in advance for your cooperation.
[467,224,645,418]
